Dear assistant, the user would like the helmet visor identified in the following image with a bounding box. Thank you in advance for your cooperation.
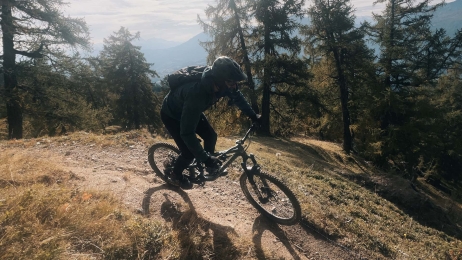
[225,80,238,89]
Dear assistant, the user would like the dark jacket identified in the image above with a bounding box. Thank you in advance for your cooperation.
[161,66,256,162]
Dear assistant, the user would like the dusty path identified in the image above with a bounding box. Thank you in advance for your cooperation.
[29,138,363,259]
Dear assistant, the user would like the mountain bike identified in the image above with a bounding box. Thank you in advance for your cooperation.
[148,123,301,226]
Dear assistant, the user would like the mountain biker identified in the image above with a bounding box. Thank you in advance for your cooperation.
[161,56,260,189]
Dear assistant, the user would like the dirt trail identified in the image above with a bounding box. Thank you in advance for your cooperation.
[30,139,363,259]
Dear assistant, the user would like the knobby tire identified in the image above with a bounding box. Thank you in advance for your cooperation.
[148,143,179,182]
[240,171,301,225]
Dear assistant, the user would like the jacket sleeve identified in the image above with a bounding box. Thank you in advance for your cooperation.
[227,89,257,119]
[179,90,210,162]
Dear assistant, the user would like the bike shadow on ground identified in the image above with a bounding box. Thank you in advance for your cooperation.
[253,216,365,260]
[142,184,240,259]
[251,215,305,260]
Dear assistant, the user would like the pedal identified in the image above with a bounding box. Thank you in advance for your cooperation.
[204,167,228,177]
[188,175,205,186]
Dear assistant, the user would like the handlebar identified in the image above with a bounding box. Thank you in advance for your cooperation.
[239,122,258,144]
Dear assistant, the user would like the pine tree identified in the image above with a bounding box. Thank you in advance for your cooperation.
[304,0,374,153]
[198,0,309,135]
[1,0,89,139]
[252,0,307,135]
[432,66,462,181]
[99,27,160,130]
[198,0,260,114]
[366,0,461,129]
[365,0,462,173]
[17,55,112,136]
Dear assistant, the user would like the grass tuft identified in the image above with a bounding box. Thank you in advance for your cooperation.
[1,129,462,259]
[240,135,462,259]
[0,148,179,260]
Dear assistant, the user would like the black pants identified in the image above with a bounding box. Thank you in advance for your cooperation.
[161,111,217,164]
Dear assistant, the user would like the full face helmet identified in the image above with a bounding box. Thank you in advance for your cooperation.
[211,56,247,91]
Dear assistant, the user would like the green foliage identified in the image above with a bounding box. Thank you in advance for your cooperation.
[303,0,376,152]
[199,0,309,135]
[1,0,461,185]
[356,0,462,178]
[304,59,344,140]
[1,0,90,139]
[427,67,462,181]
[198,0,462,182]
[99,27,161,130]
[198,0,261,127]
[15,55,112,137]
[252,0,307,135]
[198,0,252,63]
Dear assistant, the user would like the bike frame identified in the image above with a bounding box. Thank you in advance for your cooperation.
[213,124,272,202]
[188,124,261,180]
[148,122,301,225]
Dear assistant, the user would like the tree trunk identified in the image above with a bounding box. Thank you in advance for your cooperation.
[259,7,271,136]
[133,84,140,129]
[381,0,396,131]
[230,0,260,114]
[128,45,140,129]
[1,3,23,139]
[332,48,352,153]
[340,82,352,153]
[260,74,271,135]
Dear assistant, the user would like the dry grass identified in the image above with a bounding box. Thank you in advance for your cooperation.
[1,129,462,259]
[151,195,283,260]
[0,119,7,140]
[0,132,280,260]
[0,148,180,260]
[53,130,152,148]
[241,136,462,259]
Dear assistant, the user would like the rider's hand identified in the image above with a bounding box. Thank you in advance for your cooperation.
[250,114,262,127]
[204,155,222,168]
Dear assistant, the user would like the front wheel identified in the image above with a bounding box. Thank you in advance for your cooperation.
[148,143,179,182]
[240,171,301,225]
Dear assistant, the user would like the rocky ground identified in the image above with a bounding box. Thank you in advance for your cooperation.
[23,136,367,259]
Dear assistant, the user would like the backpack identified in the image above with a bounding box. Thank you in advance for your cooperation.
[167,65,208,90]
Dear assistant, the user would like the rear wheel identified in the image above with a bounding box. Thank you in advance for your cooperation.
[240,171,301,225]
[148,143,179,182]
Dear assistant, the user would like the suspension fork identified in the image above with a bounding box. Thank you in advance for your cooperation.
[241,154,270,201]
[241,153,259,175]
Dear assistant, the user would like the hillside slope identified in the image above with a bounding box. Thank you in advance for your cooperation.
[433,0,462,35]
[1,130,461,259]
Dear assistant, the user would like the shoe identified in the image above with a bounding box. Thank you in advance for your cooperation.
[205,166,227,177]
[168,175,193,190]
[163,155,176,168]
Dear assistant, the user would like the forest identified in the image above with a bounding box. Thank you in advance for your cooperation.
[1,0,462,184]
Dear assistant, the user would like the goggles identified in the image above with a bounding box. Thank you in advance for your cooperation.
[225,80,238,89]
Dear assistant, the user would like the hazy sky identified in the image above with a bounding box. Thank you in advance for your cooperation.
[64,0,453,44]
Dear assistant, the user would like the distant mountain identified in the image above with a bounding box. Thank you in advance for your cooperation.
[432,0,462,36]
[144,33,211,79]
[138,37,182,50]
[90,37,181,56]
[140,0,461,80]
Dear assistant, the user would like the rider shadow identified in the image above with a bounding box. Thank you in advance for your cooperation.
[142,185,240,259]
[253,216,367,259]
[251,215,304,260]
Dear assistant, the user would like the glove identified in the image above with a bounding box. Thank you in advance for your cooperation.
[204,155,222,168]
[250,114,262,127]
